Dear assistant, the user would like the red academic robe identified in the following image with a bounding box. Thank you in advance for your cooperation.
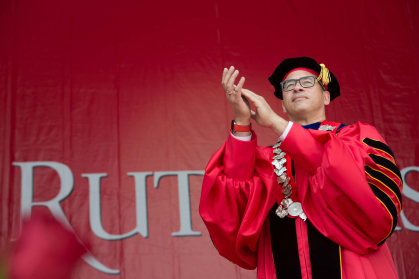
[199,121,402,279]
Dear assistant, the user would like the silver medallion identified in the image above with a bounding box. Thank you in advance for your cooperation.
[287,202,303,217]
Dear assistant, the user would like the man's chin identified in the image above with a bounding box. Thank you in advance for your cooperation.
[291,102,311,113]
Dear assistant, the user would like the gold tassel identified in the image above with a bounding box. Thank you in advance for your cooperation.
[316,63,331,86]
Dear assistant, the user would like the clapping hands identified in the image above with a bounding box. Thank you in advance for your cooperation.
[221,66,283,131]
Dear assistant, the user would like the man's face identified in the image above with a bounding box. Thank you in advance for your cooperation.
[281,70,330,117]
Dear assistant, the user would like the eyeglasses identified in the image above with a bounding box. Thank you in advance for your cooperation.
[280,76,324,92]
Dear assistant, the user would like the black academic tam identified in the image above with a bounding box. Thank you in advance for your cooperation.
[268,57,340,101]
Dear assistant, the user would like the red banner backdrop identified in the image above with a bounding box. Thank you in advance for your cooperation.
[1,0,418,278]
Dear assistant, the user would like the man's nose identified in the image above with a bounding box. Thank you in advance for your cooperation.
[293,81,305,92]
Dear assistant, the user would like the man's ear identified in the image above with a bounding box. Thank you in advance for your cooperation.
[282,100,287,113]
[323,91,331,106]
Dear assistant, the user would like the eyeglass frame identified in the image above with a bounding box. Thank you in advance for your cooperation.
[280,76,326,92]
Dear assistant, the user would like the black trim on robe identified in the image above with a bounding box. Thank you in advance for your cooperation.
[364,165,402,210]
[269,205,343,279]
[367,183,399,245]
[269,203,302,279]
[307,220,342,279]
[362,138,396,161]
[368,154,402,185]
[291,159,296,178]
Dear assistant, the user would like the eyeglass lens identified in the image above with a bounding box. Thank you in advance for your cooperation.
[282,76,316,92]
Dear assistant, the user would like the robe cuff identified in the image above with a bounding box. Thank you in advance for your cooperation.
[223,130,257,180]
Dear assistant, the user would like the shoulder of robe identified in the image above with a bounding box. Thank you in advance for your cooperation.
[335,121,384,141]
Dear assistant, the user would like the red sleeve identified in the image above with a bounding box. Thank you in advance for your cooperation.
[280,122,403,254]
[199,131,277,269]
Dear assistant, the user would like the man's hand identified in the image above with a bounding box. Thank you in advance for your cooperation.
[241,89,288,136]
[222,66,251,125]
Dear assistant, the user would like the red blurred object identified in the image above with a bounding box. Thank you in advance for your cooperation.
[9,213,86,279]
[0,0,418,278]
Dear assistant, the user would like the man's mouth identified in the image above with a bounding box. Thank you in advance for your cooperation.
[292,95,308,102]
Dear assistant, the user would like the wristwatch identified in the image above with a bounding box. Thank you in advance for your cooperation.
[231,120,252,133]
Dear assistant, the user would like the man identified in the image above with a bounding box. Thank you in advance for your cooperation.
[199,57,402,279]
